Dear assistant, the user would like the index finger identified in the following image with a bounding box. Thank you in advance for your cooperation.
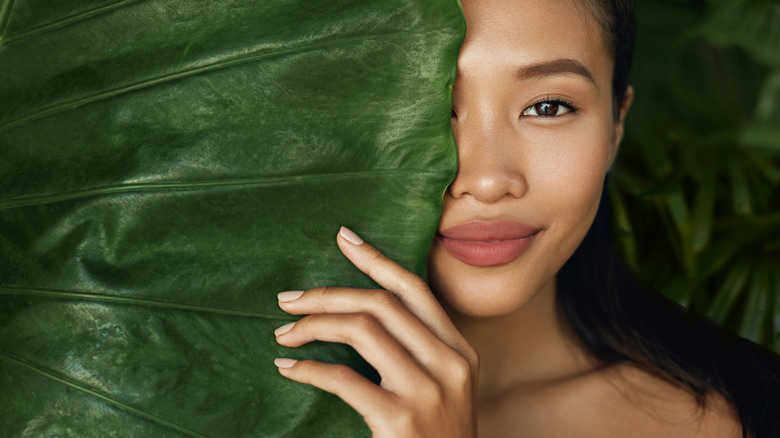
[336,226,462,346]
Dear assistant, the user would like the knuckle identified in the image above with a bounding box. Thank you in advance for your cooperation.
[462,345,480,370]
[370,288,401,310]
[365,250,390,274]
[404,276,429,294]
[317,286,338,304]
[290,360,316,383]
[308,286,329,295]
[329,363,358,383]
[305,286,340,311]
[294,359,313,370]
[386,406,416,433]
[351,312,381,333]
[308,286,334,299]
[446,354,474,385]
[416,378,445,404]
[437,349,476,390]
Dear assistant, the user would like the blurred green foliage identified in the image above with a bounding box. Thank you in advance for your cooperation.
[612,0,780,352]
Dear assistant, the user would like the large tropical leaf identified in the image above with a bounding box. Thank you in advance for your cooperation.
[0,1,464,436]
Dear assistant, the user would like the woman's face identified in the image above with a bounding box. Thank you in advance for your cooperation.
[428,0,628,317]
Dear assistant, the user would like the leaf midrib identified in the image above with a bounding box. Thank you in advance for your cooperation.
[0,285,290,319]
[0,169,444,209]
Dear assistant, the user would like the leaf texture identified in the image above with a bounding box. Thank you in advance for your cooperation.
[0,0,465,436]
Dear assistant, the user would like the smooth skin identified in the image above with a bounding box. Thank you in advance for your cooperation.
[275,0,742,436]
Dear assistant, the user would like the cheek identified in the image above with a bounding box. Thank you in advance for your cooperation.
[524,124,611,288]
[534,152,606,219]
[529,123,612,220]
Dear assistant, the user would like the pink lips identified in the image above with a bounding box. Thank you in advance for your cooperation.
[436,221,540,267]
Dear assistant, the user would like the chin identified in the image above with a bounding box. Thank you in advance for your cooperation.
[427,225,587,320]
[428,253,554,319]
[442,295,528,319]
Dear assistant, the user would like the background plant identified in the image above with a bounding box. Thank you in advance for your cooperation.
[612,0,780,352]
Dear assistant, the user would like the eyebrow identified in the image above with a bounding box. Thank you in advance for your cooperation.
[515,59,596,85]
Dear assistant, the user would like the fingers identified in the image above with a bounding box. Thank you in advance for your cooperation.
[275,358,396,426]
[275,357,474,437]
[335,226,463,348]
[272,226,479,437]
[274,312,431,393]
[274,317,475,436]
[336,227,429,302]
[277,287,462,371]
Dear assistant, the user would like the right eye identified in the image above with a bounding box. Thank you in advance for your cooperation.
[521,97,578,118]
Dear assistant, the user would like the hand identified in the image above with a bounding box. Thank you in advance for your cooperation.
[273,226,479,438]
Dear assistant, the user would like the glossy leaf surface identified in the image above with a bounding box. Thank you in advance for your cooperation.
[0,0,464,436]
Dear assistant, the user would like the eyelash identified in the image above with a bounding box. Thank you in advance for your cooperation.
[522,96,579,117]
[450,96,579,119]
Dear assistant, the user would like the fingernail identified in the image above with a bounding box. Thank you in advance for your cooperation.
[339,226,364,245]
[278,290,304,302]
[274,322,295,336]
[274,358,297,368]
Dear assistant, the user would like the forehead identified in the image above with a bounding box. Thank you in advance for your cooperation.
[458,0,612,85]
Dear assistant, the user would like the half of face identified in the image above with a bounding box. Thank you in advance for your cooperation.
[428,0,628,318]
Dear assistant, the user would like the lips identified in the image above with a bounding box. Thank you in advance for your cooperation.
[436,221,540,267]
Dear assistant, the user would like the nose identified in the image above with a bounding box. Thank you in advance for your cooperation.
[447,114,527,203]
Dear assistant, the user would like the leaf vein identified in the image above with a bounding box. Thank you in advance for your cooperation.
[0,0,16,42]
[0,28,445,132]
[0,169,443,209]
[0,352,210,438]
[0,285,289,320]
[0,0,139,49]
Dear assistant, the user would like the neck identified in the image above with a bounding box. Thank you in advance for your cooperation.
[448,278,597,400]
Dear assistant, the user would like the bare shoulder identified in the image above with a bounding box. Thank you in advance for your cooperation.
[482,361,742,438]
[588,362,742,437]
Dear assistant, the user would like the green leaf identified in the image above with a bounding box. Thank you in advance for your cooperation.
[608,182,638,270]
[663,274,694,306]
[754,70,780,122]
[666,189,696,271]
[701,0,780,68]
[691,170,715,253]
[728,158,753,215]
[745,149,780,185]
[739,266,770,344]
[740,125,780,152]
[706,260,751,322]
[0,1,465,436]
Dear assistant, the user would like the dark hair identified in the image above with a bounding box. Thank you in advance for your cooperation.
[577,0,635,114]
[557,1,780,437]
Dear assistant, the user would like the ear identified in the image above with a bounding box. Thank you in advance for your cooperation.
[607,85,634,170]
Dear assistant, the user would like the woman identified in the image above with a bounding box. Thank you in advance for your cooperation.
[272,0,779,436]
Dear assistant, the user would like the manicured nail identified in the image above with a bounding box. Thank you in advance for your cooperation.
[278,290,304,302]
[274,358,297,368]
[339,226,364,245]
[274,322,295,336]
